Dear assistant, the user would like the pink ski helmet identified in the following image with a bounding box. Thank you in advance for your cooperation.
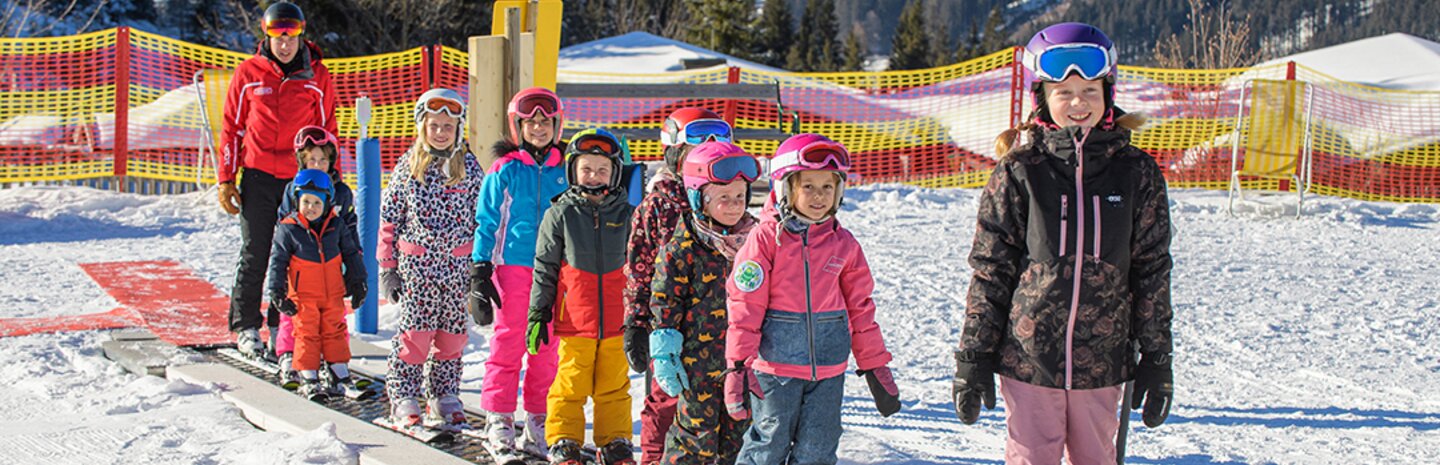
[770,133,850,216]
[506,87,563,146]
[682,141,761,216]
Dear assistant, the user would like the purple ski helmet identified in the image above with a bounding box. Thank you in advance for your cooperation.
[1022,22,1118,118]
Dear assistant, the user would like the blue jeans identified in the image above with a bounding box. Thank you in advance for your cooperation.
[735,372,844,465]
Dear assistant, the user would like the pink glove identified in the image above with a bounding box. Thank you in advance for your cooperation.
[723,361,764,420]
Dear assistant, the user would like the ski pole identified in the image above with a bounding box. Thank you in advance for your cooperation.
[1116,379,1134,465]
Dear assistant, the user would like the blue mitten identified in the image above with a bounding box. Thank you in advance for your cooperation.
[649,328,689,396]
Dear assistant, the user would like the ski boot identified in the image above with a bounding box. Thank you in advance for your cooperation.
[235,328,265,360]
[392,397,423,426]
[298,374,327,401]
[518,412,548,457]
[482,412,528,465]
[548,439,588,465]
[326,363,374,400]
[424,395,468,431]
[596,438,635,465]
[276,352,299,390]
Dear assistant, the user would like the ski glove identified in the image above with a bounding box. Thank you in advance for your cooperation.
[467,262,501,326]
[648,329,689,396]
[1132,352,1173,427]
[952,350,998,425]
[527,318,547,355]
[217,181,241,215]
[271,296,297,317]
[857,366,901,417]
[723,360,765,421]
[378,269,402,303]
[346,280,366,309]
[623,323,650,373]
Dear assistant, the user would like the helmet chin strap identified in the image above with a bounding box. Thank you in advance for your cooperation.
[573,184,609,196]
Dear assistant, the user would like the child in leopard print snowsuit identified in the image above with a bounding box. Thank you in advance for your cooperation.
[377,88,483,427]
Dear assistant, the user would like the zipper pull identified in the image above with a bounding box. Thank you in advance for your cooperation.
[1061,195,1069,220]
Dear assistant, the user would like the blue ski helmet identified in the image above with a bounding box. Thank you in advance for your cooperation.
[290,168,334,207]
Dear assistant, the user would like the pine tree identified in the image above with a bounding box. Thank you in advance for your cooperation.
[752,0,796,68]
[843,24,867,71]
[956,18,981,63]
[802,0,841,71]
[926,0,952,67]
[887,0,928,70]
[684,0,754,59]
[977,5,1006,56]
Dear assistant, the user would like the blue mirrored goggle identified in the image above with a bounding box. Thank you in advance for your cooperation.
[1033,44,1113,82]
[684,119,732,145]
[707,155,760,183]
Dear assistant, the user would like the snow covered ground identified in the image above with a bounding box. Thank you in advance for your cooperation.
[0,184,1437,464]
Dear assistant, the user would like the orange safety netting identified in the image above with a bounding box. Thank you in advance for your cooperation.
[3,29,1438,203]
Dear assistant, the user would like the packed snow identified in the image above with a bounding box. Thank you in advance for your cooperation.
[0,184,1437,464]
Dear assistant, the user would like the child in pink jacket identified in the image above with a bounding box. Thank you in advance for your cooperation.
[723,134,901,465]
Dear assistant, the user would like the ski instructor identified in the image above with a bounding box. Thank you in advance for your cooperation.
[216,1,337,358]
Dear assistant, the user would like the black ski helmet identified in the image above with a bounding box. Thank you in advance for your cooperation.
[264,2,305,27]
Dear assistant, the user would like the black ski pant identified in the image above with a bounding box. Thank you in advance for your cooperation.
[228,169,291,333]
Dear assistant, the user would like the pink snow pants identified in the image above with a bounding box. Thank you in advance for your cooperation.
[479,264,559,414]
[274,313,295,355]
[999,376,1125,465]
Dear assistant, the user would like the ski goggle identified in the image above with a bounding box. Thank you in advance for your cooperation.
[293,126,338,151]
[690,155,760,184]
[680,119,732,145]
[263,18,305,38]
[569,134,619,156]
[421,97,464,118]
[773,143,851,172]
[292,170,333,202]
[1025,43,1115,82]
[513,93,560,119]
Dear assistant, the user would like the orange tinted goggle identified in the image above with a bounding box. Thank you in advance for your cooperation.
[424,97,464,116]
[264,18,305,37]
[572,135,618,156]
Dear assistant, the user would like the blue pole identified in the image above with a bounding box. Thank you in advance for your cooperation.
[355,138,382,334]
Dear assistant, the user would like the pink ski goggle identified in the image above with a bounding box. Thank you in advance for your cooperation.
[293,125,337,152]
[773,144,851,172]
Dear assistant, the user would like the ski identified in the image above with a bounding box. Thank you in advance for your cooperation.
[217,348,280,374]
[475,440,545,465]
[372,416,455,444]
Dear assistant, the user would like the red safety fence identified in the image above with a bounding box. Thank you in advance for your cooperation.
[3,28,1438,203]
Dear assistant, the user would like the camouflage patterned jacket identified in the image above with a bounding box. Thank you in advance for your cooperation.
[649,214,757,387]
[622,170,690,329]
[962,115,1173,390]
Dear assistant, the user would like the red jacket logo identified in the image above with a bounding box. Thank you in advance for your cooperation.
[253,87,273,96]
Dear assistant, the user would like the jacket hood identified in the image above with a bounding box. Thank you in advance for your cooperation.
[491,140,562,168]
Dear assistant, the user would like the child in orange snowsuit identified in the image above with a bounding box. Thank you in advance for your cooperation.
[267,168,368,399]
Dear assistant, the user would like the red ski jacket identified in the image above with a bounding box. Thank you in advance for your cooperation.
[217,41,337,184]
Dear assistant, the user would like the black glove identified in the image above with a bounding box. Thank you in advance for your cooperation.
[952,350,998,425]
[622,323,650,373]
[347,280,366,309]
[1132,352,1173,427]
[857,366,901,417]
[271,296,297,317]
[468,262,502,326]
[379,269,402,303]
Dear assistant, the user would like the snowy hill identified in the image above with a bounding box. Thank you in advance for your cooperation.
[0,185,1438,464]
[1259,33,1440,90]
[559,31,784,74]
